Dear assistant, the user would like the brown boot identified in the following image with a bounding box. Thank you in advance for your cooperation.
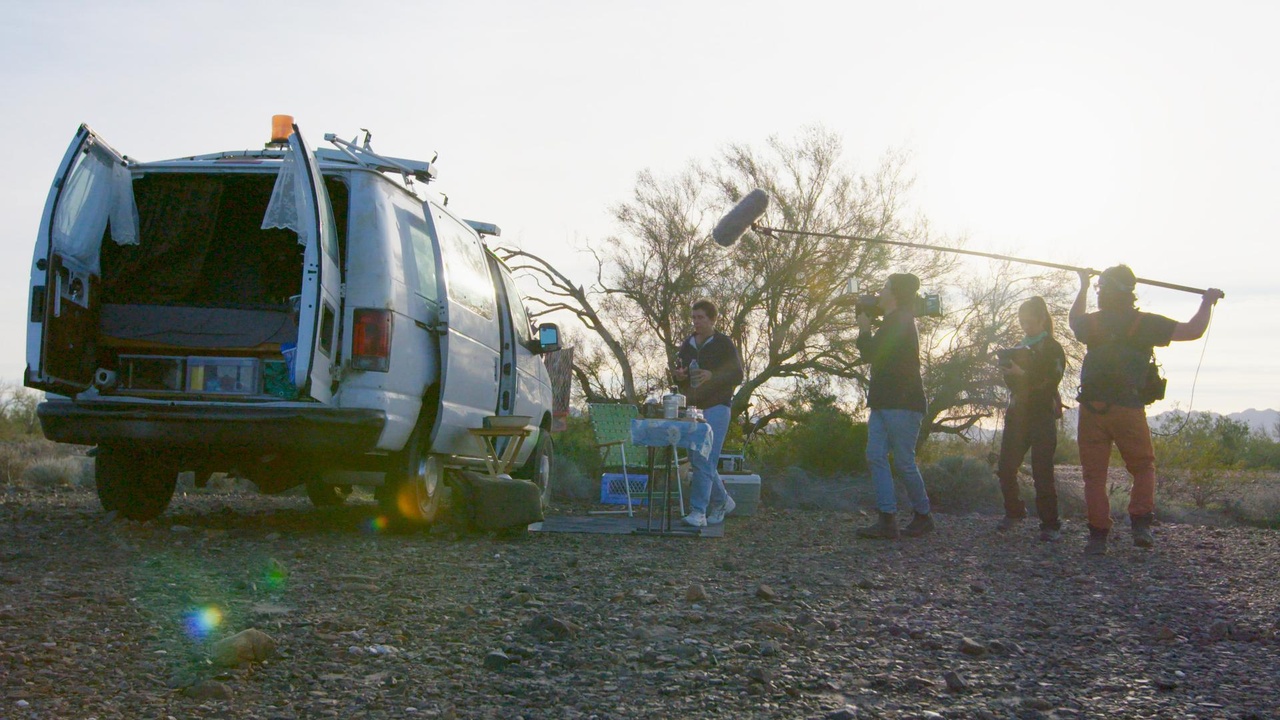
[902,512,936,537]
[1084,525,1109,556]
[1131,512,1155,548]
[857,511,899,540]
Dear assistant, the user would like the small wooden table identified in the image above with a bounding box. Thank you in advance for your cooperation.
[467,426,533,478]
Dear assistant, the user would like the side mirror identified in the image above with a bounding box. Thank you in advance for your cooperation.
[533,323,561,354]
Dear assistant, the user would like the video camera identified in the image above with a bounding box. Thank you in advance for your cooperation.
[854,292,943,319]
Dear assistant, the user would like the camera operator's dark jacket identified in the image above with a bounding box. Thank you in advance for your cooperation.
[677,332,744,409]
[1003,334,1066,419]
[857,309,927,413]
[1072,309,1176,408]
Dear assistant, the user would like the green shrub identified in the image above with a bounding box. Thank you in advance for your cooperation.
[918,433,991,464]
[754,405,867,478]
[0,382,42,441]
[1241,431,1280,471]
[550,415,604,486]
[1152,412,1249,508]
[1220,475,1280,528]
[550,454,595,501]
[762,466,866,512]
[920,455,1001,513]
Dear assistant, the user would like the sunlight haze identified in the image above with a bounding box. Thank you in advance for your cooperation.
[1,0,1274,417]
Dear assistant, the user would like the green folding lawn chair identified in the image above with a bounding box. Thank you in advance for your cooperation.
[588,402,684,517]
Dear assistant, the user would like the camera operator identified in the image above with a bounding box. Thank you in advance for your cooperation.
[1069,265,1224,555]
[855,273,934,539]
[993,297,1066,541]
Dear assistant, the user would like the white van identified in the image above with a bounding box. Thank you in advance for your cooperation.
[25,120,560,524]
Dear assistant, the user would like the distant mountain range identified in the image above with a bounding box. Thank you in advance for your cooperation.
[967,408,1278,441]
[1149,408,1279,436]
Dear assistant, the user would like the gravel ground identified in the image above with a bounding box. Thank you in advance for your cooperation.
[1,482,1278,720]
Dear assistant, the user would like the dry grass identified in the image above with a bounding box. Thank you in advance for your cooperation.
[21,455,94,489]
[0,437,88,485]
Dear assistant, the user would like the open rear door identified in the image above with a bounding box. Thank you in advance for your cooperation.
[281,125,342,403]
[28,125,134,396]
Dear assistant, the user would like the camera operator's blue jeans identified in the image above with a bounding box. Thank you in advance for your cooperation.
[689,404,731,513]
[867,409,931,515]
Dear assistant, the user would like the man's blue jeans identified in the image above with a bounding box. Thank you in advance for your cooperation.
[866,408,931,515]
[689,404,731,513]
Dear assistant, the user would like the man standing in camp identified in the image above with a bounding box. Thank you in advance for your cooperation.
[1070,265,1223,555]
[675,298,744,528]
[855,273,934,539]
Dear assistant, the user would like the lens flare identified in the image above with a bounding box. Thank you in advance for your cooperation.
[262,559,288,591]
[363,515,389,533]
[183,605,223,639]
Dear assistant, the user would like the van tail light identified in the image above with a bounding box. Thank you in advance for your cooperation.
[352,309,392,372]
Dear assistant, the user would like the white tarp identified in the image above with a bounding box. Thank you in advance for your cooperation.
[50,149,139,275]
[261,150,309,247]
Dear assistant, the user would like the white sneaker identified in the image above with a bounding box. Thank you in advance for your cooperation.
[682,509,707,527]
[708,496,736,524]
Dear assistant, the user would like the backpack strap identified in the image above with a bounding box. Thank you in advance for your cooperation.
[1126,313,1144,339]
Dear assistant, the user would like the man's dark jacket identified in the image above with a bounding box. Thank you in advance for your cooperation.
[677,332,744,409]
[856,308,927,413]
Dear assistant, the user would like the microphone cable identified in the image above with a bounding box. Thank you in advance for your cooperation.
[1150,312,1215,438]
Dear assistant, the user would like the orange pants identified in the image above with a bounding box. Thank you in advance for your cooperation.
[1078,403,1156,530]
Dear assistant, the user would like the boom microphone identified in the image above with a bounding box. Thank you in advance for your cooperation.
[711,188,770,246]
[710,188,1216,296]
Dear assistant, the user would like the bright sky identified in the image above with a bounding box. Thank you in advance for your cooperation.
[1,0,1275,416]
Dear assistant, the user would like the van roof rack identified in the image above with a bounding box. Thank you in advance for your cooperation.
[163,133,437,188]
[322,133,436,187]
[464,220,501,237]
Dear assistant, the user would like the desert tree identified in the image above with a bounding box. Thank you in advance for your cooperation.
[918,262,1080,447]
[498,125,1085,448]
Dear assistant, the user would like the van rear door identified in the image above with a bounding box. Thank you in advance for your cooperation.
[28,125,135,395]
[282,126,342,403]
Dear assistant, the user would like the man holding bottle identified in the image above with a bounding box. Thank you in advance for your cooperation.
[674,298,744,527]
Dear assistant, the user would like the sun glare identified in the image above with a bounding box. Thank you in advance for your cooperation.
[920,53,1147,251]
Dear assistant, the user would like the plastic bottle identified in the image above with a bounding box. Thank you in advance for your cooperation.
[662,389,680,419]
[689,359,702,388]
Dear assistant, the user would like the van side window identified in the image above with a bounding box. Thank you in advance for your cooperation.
[498,266,532,345]
[433,208,495,319]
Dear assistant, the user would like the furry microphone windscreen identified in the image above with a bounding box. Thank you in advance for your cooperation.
[711,189,770,247]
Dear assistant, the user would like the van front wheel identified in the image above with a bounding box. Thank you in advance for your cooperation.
[95,445,179,521]
[513,429,553,510]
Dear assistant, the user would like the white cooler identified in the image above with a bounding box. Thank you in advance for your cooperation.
[721,473,761,516]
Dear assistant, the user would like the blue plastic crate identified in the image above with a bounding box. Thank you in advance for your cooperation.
[600,473,648,505]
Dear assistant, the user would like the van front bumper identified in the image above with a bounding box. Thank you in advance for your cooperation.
[38,400,387,452]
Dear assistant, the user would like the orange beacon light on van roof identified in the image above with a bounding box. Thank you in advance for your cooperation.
[270,115,295,144]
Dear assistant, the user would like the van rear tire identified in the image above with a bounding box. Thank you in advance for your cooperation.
[95,445,179,521]
[377,425,445,525]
